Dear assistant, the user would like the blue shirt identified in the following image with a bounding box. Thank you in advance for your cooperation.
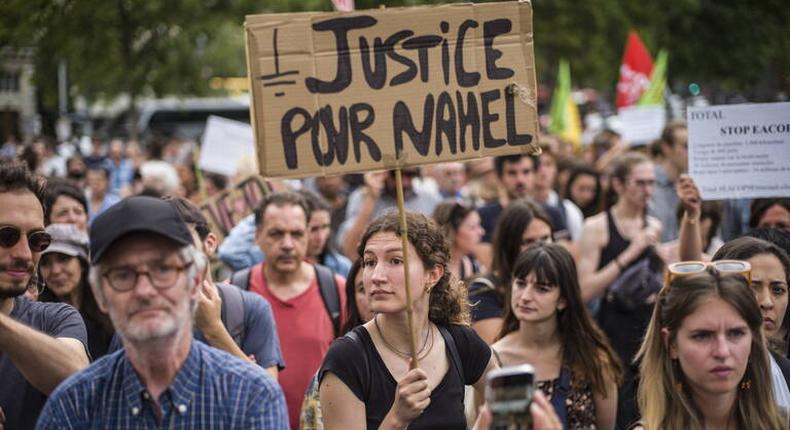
[218,214,264,271]
[36,340,288,429]
[107,158,135,195]
[87,192,122,225]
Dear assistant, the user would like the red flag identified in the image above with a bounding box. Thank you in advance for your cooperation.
[616,31,654,108]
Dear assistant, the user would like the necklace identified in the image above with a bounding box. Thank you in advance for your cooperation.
[374,315,433,361]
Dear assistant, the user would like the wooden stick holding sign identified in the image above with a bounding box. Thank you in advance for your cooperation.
[393,166,420,368]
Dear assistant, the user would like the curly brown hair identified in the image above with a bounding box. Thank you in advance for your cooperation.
[358,210,471,326]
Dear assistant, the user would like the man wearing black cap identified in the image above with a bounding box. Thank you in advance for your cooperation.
[0,162,89,429]
[36,196,288,429]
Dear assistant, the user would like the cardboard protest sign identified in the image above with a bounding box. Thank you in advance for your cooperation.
[688,102,790,200]
[200,175,269,241]
[199,116,256,176]
[245,1,539,179]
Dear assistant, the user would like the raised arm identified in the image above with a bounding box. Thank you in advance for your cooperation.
[194,280,256,364]
[340,172,386,258]
[577,218,617,303]
[676,174,703,262]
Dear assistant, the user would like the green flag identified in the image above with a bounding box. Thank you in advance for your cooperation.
[638,49,668,106]
[549,60,581,149]
[549,60,571,136]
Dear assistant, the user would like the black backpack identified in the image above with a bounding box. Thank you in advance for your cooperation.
[229,264,341,338]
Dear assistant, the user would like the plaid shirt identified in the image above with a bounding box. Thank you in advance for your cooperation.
[36,340,288,429]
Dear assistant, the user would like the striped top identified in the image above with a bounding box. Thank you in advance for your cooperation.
[36,340,288,429]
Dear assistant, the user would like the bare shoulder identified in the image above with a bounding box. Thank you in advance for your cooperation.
[581,212,608,245]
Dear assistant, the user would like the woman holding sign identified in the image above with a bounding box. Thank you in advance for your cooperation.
[319,211,496,429]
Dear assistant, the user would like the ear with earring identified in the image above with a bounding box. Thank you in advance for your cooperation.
[672,359,684,393]
[740,362,752,391]
[28,271,46,297]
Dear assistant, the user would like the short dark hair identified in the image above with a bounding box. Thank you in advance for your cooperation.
[297,189,331,215]
[491,198,553,291]
[713,236,790,285]
[563,163,602,218]
[660,120,687,148]
[254,191,310,228]
[749,198,790,229]
[44,179,88,225]
[746,228,790,262]
[87,163,111,179]
[494,154,540,178]
[204,173,228,192]
[163,196,211,241]
[0,160,47,205]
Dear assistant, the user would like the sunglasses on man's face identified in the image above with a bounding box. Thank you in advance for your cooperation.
[0,226,52,252]
[666,260,752,286]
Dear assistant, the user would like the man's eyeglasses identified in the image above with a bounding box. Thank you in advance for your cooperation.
[0,226,51,252]
[102,261,193,292]
[666,260,751,286]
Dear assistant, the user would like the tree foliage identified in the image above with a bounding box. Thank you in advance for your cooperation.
[1,0,786,112]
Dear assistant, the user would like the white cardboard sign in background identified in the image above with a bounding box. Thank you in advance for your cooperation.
[199,116,256,176]
[688,102,790,200]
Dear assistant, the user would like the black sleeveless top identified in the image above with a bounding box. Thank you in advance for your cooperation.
[319,324,491,430]
[597,209,653,368]
[598,209,633,270]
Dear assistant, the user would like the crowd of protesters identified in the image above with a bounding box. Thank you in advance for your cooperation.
[0,119,789,429]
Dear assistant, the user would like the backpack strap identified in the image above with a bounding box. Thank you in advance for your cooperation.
[216,283,246,347]
[549,367,571,429]
[315,264,341,338]
[491,348,503,368]
[230,267,252,291]
[438,325,465,384]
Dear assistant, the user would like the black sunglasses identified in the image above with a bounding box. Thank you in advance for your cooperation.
[0,226,52,252]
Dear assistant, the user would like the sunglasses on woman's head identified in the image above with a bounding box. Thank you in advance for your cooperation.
[666,260,751,286]
[0,226,52,252]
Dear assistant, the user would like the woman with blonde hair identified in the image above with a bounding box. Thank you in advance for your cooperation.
[319,210,496,429]
[636,263,785,429]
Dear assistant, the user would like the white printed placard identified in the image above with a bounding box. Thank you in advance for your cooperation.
[199,116,256,176]
[619,105,666,145]
[688,102,790,200]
